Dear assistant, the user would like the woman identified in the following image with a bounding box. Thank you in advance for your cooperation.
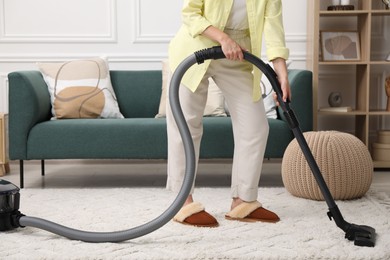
[166,0,291,227]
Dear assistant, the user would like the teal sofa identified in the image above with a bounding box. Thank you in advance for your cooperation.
[8,69,312,187]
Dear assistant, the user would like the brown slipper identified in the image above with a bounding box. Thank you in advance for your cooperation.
[173,202,219,228]
[225,201,280,223]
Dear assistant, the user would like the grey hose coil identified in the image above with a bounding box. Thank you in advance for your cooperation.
[17,46,285,243]
[17,46,280,242]
[18,54,198,243]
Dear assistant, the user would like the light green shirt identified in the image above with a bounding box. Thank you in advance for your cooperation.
[169,0,289,101]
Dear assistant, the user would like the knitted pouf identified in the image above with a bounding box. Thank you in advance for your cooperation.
[282,131,373,200]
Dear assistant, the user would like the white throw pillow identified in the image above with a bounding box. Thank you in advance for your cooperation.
[38,57,124,119]
[259,59,293,119]
[155,60,227,118]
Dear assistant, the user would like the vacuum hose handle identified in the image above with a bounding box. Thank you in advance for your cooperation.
[194,46,226,64]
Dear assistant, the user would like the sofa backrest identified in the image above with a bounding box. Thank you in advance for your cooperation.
[110,70,162,118]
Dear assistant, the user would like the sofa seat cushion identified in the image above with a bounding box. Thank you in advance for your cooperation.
[201,118,293,158]
[200,117,234,158]
[26,117,292,160]
[27,117,237,160]
[265,119,294,158]
[27,119,168,159]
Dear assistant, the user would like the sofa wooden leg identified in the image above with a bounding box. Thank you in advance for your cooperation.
[41,160,45,176]
[20,160,24,189]
[0,163,9,176]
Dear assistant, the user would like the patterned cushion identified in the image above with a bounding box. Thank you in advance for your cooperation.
[38,57,123,119]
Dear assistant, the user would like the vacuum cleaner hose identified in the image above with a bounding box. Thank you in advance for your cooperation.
[8,46,376,246]
[17,54,199,243]
[16,46,288,242]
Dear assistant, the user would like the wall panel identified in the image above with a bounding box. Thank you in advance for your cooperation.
[133,0,182,43]
[0,0,117,43]
[0,0,309,113]
[0,74,7,112]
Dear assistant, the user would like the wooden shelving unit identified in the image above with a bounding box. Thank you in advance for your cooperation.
[0,113,9,176]
[307,0,390,168]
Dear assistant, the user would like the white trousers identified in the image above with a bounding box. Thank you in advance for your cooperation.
[166,29,269,202]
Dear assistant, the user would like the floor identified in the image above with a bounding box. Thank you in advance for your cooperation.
[1,159,389,196]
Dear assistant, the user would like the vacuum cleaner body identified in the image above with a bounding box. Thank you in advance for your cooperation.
[0,46,376,247]
[0,179,21,231]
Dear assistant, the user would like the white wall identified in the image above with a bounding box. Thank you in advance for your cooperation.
[0,0,308,113]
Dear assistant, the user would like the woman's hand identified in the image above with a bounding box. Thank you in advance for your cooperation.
[271,58,291,106]
[272,77,291,106]
[201,26,245,61]
[220,37,245,61]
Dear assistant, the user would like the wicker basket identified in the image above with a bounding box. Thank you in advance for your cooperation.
[282,131,373,201]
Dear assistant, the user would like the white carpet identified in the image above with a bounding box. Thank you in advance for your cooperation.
[1,187,389,260]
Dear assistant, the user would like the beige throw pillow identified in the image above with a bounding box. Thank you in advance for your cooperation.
[38,57,123,119]
[155,60,226,118]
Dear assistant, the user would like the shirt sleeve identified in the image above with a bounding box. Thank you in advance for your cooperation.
[263,0,289,61]
[182,0,213,37]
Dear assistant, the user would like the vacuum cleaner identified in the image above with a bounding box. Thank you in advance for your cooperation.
[0,46,376,247]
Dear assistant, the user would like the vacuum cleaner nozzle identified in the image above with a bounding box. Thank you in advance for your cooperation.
[0,179,22,231]
[345,223,376,247]
[327,204,376,247]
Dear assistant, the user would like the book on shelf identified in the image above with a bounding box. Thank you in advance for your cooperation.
[319,106,352,112]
